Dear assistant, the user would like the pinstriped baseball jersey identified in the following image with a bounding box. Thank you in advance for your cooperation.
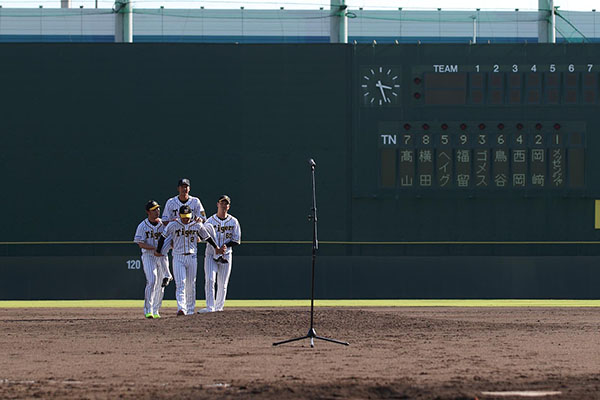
[162,219,209,255]
[162,196,206,223]
[134,219,166,254]
[204,214,241,259]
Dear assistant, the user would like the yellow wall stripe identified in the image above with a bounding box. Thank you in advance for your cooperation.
[595,200,600,229]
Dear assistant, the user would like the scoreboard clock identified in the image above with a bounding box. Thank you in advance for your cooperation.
[360,66,401,107]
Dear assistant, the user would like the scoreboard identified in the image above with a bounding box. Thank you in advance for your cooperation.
[377,120,584,192]
[355,44,599,198]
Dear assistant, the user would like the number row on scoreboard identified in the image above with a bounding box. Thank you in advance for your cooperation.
[471,64,597,73]
[379,132,584,148]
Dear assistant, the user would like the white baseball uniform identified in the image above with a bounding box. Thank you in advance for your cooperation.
[204,214,241,312]
[162,195,206,224]
[159,219,210,315]
[134,218,170,316]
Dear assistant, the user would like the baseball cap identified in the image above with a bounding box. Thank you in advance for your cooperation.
[179,205,192,219]
[145,200,160,211]
[178,178,191,186]
[218,195,231,204]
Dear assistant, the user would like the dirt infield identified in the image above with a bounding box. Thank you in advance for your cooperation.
[0,307,598,399]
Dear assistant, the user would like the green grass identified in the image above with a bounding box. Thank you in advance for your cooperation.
[0,299,599,308]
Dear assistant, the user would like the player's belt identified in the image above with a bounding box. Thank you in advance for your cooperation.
[182,253,194,256]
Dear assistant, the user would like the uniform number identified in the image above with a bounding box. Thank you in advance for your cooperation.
[127,259,141,270]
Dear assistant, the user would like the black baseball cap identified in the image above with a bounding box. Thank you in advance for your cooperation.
[179,205,192,218]
[178,178,191,186]
[145,200,160,211]
[218,195,231,204]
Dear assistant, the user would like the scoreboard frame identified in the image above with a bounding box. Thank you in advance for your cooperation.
[353,44,599,198]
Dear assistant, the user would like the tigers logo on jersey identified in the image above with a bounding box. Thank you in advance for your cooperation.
[214,225,234,233]
[174,228,203,238]
[145,231,162,240]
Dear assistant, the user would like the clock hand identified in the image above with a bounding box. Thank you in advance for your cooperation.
[375,81,393,90]
[375,80,388,103]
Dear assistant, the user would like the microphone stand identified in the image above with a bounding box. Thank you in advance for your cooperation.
[273,159,349,348]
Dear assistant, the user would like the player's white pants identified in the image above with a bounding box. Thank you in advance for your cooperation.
[173,253,197,315]
[142,253,169,315]
[204,256,232,312]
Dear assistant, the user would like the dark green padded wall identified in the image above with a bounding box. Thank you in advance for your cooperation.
[0,44,351,243]
[1,43,599,299]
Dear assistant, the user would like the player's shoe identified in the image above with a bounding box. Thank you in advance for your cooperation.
[197,308,214,314]
[145,313,153,319]
[176,310,185,316]
[152,313,161,319]
[161,277,172,287]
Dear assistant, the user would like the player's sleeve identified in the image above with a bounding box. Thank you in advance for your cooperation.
[198,223,218,249]
[133,223,144,243]
[161,235,173,253]
[196,199,207,222]
[224,219,241,248]
[157,224,173,253]
[232,219,241,244]
[197,222,210,241]
[162,199,173,222]
[203,222,216,242]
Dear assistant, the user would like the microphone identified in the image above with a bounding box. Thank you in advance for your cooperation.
[308,158,316,167]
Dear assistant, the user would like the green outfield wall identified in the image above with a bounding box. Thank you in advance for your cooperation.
[1,254,599,300]
[1,43,599,299]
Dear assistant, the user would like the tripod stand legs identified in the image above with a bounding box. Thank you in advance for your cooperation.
[272,160,350,348]
[272,334,309,347]
[273,328,349,347]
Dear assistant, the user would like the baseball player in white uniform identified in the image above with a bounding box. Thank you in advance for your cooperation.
[133,200,172,319]
[160,178,205,287]
[162,178,206,225]
[155,205,220,316]
[199,195,241,313]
